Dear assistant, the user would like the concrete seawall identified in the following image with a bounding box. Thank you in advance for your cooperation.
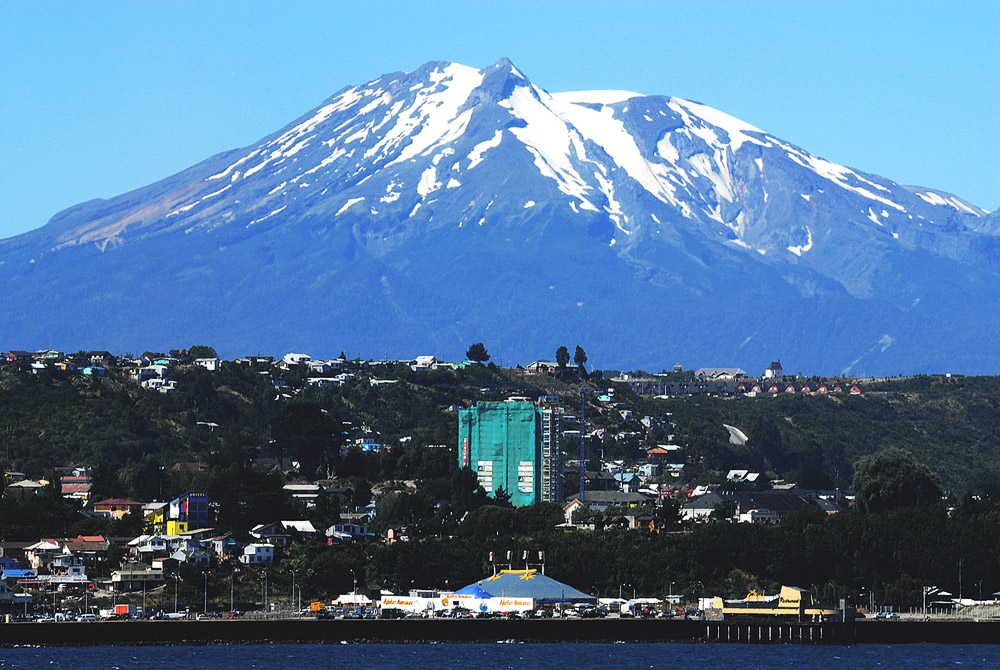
[2,619,1000,646]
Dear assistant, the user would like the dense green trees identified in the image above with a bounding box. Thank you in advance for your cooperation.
[464,342,490,364]
[271,402,343,478]
[852,447,943,512]
[188,345,218,359]
[555,346,570,368]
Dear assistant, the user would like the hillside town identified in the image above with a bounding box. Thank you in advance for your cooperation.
[1,346,996,623]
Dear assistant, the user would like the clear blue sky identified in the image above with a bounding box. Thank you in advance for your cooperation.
[1,1,997,239]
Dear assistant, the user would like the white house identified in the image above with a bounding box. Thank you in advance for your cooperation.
[282,352,312,367]
[411,355,436,371]
[239,543,275,565]
[194,357,221,371]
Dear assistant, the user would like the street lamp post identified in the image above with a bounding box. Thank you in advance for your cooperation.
[350,569,357,595]
[295,584,303,615]
[173,574,179,614]
[290,568,296,613]
[203,571,208,614]
[231,568,239,613]
[262,570,268,614]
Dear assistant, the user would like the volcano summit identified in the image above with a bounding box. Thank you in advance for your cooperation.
[2,59,997,374]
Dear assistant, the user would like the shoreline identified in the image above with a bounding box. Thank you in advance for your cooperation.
[4,619,1000,646]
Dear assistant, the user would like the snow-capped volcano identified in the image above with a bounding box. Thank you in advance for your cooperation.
[2,59,997,374]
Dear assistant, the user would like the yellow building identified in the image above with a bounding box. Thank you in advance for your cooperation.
[93,499,144,520]
[143,492,210,534]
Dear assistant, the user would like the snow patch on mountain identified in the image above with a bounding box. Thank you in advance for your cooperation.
[778,140,905,211]
[467,130,503,169]
[915,190,985,215]
[787,227,814,256]
[418,166,441,196]
[385,64,483,166]
[549,92,680,207]
[501,85,592,203]
[336,197,365,215]
[669,98,768,151]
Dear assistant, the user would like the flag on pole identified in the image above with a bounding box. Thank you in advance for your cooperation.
[489,551,495,562]
[506,550,512,561]
[538,550,545,561]
[522,550,528,560]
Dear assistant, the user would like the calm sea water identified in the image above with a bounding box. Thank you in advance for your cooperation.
[2,643,1000,670]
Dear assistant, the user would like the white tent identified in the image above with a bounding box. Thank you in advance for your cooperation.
[335,593,372,606]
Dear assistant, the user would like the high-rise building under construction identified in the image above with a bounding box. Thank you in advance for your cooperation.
[457,401,564,506]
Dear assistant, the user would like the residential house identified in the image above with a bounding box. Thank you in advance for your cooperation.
[282,484,323,508]
[128,535,169,560]
[646,444,682,460]
[92,498,144,520]
[87,351,117,366]
[111,564,164,592]
[194,357,221,371]
[637,462,661,477]
[561,499,586,526]
[307,377,340,388]
[3,479,47,500]
[23,541,63,571]
[239,543,275,565]
[694,368,747,380]
[411,355,436,371]
[582,471,618,491]
[23,536,109,574]
[172,546,211,567]
[210,534,242,559]
[60,475,92,504]
[142,377,178,394]
[526,360,559,373]
[681,490,818,523]
[614,472,644,494]
[236,355,274,368]
[764,360,784,378]
[280,352,312,368]
[324,524,372,543]
[726,470,761,484]
[565,490,653,512]
[250,520,317,549]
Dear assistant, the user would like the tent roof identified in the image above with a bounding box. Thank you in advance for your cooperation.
[459,570,595,604]
[455,583,495,598]
[336,593,372,605]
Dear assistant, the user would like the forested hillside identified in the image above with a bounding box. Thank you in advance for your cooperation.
[4,360,1000,606]
[3,363,1000,498]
